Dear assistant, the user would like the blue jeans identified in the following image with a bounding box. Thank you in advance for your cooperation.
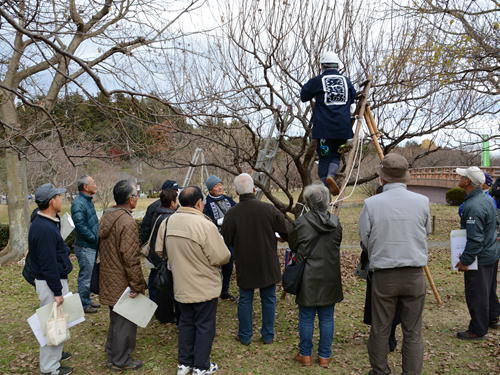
[316,139,345,181]
[298,305,335,358]
[74,246,96,308]
[238,285,276,343]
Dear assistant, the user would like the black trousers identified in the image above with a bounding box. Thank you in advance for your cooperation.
[464,260,500,336]
[221,247,234,295]
[178,298,218,370]
[106,308,137,367]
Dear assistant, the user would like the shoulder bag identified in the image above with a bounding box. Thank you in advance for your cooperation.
[282,233,321,295]
[153,217,173,292]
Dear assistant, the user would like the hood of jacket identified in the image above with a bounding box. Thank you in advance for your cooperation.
[303,210,339,234]
[100,207,131,239]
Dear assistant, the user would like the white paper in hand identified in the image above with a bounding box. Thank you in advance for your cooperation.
[113,287,157,328]
[450,229,478,271]
[60,213,75,240]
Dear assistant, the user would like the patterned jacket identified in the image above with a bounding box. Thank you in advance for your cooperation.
[98,207,147,306]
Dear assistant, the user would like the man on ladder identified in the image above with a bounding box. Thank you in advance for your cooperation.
[301,51,356,195]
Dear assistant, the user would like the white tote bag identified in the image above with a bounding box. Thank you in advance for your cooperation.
[45,302,70,346]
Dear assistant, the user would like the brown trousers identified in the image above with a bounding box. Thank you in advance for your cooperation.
[368,267,426,375]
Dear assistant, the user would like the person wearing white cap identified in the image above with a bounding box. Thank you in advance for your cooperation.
[300,51,356,196]
[455,166,500,340]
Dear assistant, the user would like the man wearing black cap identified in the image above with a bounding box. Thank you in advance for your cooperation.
[27,184,74,375]
[359,153,431,375]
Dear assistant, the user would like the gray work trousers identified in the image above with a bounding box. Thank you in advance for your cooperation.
[35,279,69,374]
[368,267,426,375]
[105,307,138,367]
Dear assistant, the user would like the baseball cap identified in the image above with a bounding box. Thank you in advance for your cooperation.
[456,166,485,186]
[162,180,181,191]
[34,183,66,203]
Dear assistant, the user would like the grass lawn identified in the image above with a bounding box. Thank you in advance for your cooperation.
[1,200,499,374]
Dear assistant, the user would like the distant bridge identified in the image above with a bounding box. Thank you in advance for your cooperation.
[407,166,499,204]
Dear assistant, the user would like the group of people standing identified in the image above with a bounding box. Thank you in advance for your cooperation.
[25,48,499,375]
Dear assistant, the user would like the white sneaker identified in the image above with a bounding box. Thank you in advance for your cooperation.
[177,364,192,375]
[192,362,218,375]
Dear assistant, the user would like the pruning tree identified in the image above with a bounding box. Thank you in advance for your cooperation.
[159,0,498,216]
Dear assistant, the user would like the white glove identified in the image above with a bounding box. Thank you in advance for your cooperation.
[217,218,224,226]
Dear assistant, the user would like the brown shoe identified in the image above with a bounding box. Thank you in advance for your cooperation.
[318,357,330,368]
[325,176,340,195]
[294,353,312,366]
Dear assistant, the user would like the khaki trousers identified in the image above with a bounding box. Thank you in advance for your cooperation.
[35,279,69,374]
[368,267,426,375]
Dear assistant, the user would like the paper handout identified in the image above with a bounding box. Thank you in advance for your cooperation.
[113,287,157,328]
[28,292,85,347]
[60,212,75,240]
[450,229,478,271]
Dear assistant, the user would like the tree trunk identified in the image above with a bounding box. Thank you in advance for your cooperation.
[0,89,30,265]
[0,149,30,265]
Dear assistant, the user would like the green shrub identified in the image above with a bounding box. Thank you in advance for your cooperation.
[446,187,466,206]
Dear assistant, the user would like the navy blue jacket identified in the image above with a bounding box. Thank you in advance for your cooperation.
[203,194,236,228]
[301,69,356,140]
[71,192,99,250]
[28,213,73,296]
[460,187,500,266]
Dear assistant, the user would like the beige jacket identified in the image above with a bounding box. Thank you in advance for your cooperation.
[155,206,230,303]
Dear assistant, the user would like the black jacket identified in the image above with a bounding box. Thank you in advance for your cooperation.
[491,177,500,208]
[288,210,343,307]
[27,213,73,296]
[141,199,161,243]
[221,194,292,289]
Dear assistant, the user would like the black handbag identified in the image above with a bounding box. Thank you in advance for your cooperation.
[282,234,321,295]
[153,217,173,292]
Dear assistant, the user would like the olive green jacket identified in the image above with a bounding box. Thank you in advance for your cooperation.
[288,210,343,307]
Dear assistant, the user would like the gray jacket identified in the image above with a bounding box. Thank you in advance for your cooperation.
[358,183,431,270]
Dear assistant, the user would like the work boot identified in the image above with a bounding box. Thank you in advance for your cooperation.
[325,176,340,196]
[318,357,330,368]
[294,353,312,366]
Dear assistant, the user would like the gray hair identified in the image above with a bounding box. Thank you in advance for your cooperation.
[77,175,91,192]
[303,184,330,212]
[113,180,136,205]
[234,173,254,195]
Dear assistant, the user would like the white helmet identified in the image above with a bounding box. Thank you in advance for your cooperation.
[320,51,340,66]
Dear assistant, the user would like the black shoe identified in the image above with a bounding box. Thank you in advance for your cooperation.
[41,366,73,375]
[489,319,500,329]
[108,359,143,372]
[235,336,251,346]
[220,293,237,301]
[456,330,485,340]
[60,352,72,361]
[261,337,273,344]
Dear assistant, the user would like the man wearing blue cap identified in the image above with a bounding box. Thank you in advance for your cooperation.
[203,175,237,300]
[27,183,74,375]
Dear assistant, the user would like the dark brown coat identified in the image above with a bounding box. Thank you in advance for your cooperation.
[98,207,147,306]
[221,194,292,289]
